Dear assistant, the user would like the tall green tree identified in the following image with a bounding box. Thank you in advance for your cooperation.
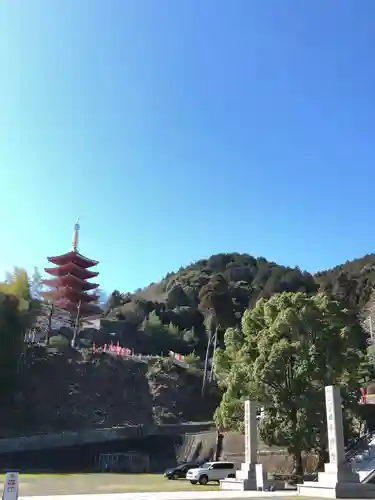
[141,311,186,354]
[214,292,372,475]
[199,273,236,392]
[0,267,31,304]
[0,267,43,329]
[0,292,25,400]
[199,273,236,330]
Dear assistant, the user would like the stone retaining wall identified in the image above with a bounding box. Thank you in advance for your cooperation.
[0,422,214,454]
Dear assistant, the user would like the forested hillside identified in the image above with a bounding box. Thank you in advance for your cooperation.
[2,252,375,438]
[315,253,375,310]
[100,252,375,357]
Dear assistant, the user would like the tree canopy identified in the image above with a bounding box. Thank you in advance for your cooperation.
[213,292,373,474]
[0,267,44,402]
[0,292,27,401]
[102,253,321,356]
[101,252,375,358]
[315,253,375,310]
[1,253,375,441]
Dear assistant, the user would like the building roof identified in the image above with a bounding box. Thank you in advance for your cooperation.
[47,250,98,269]
[43,287,99,304]
[44,262,99,279]
[42,275,99,291]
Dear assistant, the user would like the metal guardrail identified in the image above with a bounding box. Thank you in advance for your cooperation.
[311,430,375,482]
[345,430,375,462]
[346,430,375,484]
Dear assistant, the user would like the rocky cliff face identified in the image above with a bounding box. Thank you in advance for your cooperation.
[0,345,218,436]
[146,357,218,424]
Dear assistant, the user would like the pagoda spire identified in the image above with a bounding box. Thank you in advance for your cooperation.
[42,216,100,320]
[72,218,80,252]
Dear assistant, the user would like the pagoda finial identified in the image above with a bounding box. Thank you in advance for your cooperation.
[72,217,80,252]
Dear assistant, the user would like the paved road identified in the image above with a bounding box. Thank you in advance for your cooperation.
[20,492,294,500]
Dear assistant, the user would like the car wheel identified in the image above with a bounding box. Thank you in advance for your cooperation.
[190,480,197,485]
[167,476,173,480]
[172,473,179,480]
[199,475,208,485]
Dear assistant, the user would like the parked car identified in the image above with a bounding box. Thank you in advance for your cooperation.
[186,461,236,485]
[164,462,202,480]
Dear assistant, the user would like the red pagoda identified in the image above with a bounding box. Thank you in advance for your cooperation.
[42,219,100,319]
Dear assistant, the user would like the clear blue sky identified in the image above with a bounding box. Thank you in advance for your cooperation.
[0,0,374,295]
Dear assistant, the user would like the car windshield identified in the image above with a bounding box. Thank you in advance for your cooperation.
[201,462,212,468]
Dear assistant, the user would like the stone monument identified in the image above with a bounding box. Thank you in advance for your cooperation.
[244,399,257,464]
[220,399,264,490]
[298,385,375,498]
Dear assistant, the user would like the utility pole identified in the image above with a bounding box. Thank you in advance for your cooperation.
[369,316,373,343]
[202,333,212,396]
[364,315,375,369]
[71,300,82,348]
[209,328,218,382]
[46,302,54,345]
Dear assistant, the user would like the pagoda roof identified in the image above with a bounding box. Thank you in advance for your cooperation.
[42,275,99,291]
[47,250,98,269]
[44,287,99,304]
[53,299,102,316]
[45,262,99,280]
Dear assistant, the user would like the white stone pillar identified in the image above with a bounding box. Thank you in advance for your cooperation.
[319,385,359,485]
[221,399,272,491]
[298,385,375,497]
[326,385,346,465]
[244,399,257,464]
[235,399,261,487]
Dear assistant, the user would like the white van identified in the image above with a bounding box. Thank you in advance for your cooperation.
[186,461,236,485]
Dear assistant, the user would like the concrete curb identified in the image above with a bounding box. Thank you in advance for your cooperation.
[19,491,294,500]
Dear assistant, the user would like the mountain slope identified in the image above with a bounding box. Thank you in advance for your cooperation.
[98,253,319,356]
[315,253,375,310]
[99,252,375,358]
[6,251,375,437]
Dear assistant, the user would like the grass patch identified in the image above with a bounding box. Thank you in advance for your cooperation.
[1,473,220,495]
[0,473,81,479]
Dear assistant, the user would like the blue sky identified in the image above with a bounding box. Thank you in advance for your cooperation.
[0,1,374,295]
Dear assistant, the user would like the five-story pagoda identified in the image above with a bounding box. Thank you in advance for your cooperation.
[42,219,100,327]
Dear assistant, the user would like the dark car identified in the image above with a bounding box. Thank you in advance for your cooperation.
[164,462,201,480]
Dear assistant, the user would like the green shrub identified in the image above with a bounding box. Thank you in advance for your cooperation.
[49,335,70,346]
[183,352,201,367]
